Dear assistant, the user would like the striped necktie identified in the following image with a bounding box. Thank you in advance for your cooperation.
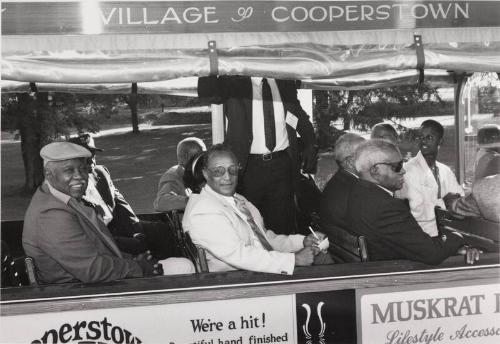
[234,197,273,251]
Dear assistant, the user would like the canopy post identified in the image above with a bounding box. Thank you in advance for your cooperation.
[208,40,224,144]
[208,41,219,76]
[414,34,425,84]
[453,73,467,185]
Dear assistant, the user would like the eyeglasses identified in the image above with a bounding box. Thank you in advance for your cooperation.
[206,165,241,177]
[372,160,404,173]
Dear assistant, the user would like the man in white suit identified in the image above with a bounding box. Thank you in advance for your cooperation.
[183,144,324,275]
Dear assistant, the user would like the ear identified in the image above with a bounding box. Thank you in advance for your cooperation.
[44,167,52,180]
[369,164,379,178]
[202,169,209,180]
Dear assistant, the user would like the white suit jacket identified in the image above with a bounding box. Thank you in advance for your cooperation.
[182,185,305,275]
[395,151,464,237]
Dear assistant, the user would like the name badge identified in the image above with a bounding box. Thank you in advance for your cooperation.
[285,111,298,130]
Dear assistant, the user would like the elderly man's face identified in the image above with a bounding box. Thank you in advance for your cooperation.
[46,158,89,200]
[203,152,239,197]
[372,150,406,191]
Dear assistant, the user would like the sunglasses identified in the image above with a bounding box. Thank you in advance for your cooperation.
[206,165,241,177]
[372,160,404,173]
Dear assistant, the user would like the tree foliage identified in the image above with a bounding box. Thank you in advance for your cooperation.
[1,92,118,192]
[313,83,450,148]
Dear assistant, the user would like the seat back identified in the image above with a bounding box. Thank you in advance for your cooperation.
[435,207,499,252]
[2,241,36,287]
[311,222,369,263]
[164,210,209,273]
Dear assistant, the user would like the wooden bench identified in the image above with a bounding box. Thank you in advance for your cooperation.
[435,207,499,252]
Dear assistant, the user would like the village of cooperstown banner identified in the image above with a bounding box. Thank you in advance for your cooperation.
[2,1,499,35]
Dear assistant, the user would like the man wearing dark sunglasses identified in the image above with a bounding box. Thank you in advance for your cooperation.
[344,140,479,265]
[183,144,326,275]
[395,120,463,237]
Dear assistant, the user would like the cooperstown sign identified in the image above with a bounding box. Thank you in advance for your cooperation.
[2,1,499,35]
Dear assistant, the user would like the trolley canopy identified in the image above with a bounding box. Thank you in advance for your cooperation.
[2,0,500,91]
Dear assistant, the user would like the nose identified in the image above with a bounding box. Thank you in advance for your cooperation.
[399,167,406,175]
[221,169,231,180]
[73,169,84,180]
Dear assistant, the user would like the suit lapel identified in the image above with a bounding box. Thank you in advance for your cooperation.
[68,198,123,258]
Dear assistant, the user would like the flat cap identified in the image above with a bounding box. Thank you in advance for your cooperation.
[40,142,92,162]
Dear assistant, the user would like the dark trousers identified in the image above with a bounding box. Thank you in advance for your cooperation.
[239,153,296,234]
[112,220,181,260]
[140,220,181,260]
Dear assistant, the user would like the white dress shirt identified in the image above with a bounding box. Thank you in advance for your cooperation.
[250,77,289,154]
[395,151,464,237]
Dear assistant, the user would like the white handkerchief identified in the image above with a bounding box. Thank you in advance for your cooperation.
[317,237,330,251]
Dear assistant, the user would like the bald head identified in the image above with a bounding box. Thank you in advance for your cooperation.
[177,137,206,167]
[354,139,405,191]
[333,133,365,173]
[371,123,398,144]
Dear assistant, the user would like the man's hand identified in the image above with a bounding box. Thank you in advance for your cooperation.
[301,144,318,174]
[442,192,461,209]
[294,247,316,266]
[134,251,163,276]
[457,246,482,265]
[303,231,326,248]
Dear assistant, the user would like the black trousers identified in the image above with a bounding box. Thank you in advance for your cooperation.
[112,220,181,260]
[239,153,296,235]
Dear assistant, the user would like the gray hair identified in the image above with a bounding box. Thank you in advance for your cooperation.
[354,139,400,173]
[177,137,206,166]
[333,133,365,167]
[371,123,398,144]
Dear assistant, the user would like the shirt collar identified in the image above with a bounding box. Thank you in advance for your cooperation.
[344,169,359,178]
[45,181,72,204]
[376,184,394,197]
[204,184,237,205]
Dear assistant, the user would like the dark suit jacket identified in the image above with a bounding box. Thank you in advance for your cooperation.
[347,179,464,265]
[320,168,358,231]
[93,165,141,237]
[22,183,143,284]
[198,76,315,180]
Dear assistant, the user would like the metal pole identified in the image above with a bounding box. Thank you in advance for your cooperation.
[454,73,467,185]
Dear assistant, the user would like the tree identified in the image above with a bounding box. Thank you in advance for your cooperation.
[313,83,448,148]
[1,92,115,193]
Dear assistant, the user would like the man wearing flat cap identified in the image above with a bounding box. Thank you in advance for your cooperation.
[69,134,180,259]
[22,142,193,284]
